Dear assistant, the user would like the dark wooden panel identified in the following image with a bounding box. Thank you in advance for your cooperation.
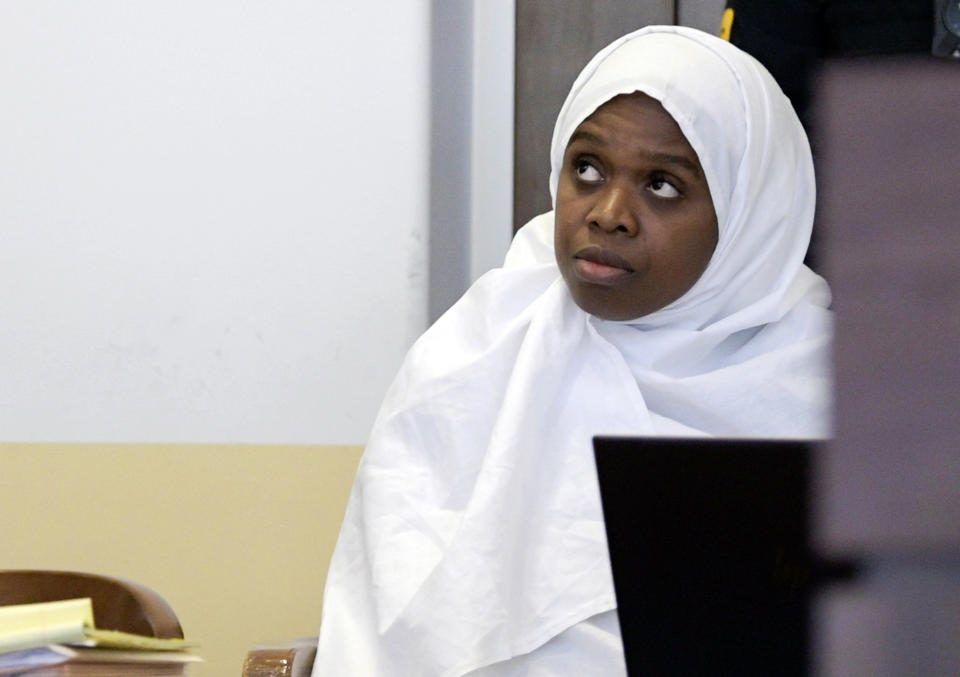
[513,0,673,231]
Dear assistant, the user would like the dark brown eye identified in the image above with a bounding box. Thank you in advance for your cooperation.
[576,160,603,183]
[649,177,680,199]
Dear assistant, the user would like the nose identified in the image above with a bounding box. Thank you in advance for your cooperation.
[587,183,639,236]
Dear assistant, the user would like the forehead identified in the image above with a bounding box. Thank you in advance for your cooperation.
[568,92,702,173]
[571,92,692,144]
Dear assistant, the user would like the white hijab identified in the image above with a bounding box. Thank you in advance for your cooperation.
[313,25,831,677]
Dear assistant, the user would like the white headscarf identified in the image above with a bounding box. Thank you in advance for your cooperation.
[313,25,831,677]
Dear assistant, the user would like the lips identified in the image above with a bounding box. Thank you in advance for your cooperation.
[572,246,635,285]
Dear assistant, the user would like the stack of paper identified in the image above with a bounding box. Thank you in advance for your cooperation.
[0,599,201,676]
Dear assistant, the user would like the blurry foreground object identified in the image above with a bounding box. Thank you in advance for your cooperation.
[815,56,960,676]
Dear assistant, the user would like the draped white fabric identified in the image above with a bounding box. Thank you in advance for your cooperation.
[312,26,832,677]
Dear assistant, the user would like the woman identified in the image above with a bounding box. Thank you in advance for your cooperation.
[312,25,831,676]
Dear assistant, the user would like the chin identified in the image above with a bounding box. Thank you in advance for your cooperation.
[569,289,645,322]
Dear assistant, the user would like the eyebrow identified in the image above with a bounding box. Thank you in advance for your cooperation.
[567,129,702,177]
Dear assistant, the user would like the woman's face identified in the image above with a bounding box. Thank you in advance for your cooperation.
[554,92,718,321]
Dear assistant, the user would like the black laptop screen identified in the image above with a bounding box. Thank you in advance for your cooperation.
[593,436,812,676]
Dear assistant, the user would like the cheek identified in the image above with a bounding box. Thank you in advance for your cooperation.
[649,210,714,269]
[697,216,720,265]
[675,216,718,281]
[553,194,580,252]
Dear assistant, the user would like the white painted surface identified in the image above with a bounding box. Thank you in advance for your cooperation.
[0,1,430,443]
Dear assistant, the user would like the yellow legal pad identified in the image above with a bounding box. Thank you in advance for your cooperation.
[0,598,197,654]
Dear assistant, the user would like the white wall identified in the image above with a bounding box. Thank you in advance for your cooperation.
[0,1,432,444]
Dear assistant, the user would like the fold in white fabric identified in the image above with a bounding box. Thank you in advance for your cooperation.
[312,25,832,677]
[464,610,626,677]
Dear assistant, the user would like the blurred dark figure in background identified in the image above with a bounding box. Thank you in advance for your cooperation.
[724,0,933,129]
[723,0,936,269]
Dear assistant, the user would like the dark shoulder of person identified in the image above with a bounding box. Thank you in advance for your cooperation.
[723,0,936,271]
[725,0,934,129]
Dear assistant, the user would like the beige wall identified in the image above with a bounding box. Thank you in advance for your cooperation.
[1,443,363,677]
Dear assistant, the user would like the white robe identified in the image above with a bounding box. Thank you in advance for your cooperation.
[312,26,832,677]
